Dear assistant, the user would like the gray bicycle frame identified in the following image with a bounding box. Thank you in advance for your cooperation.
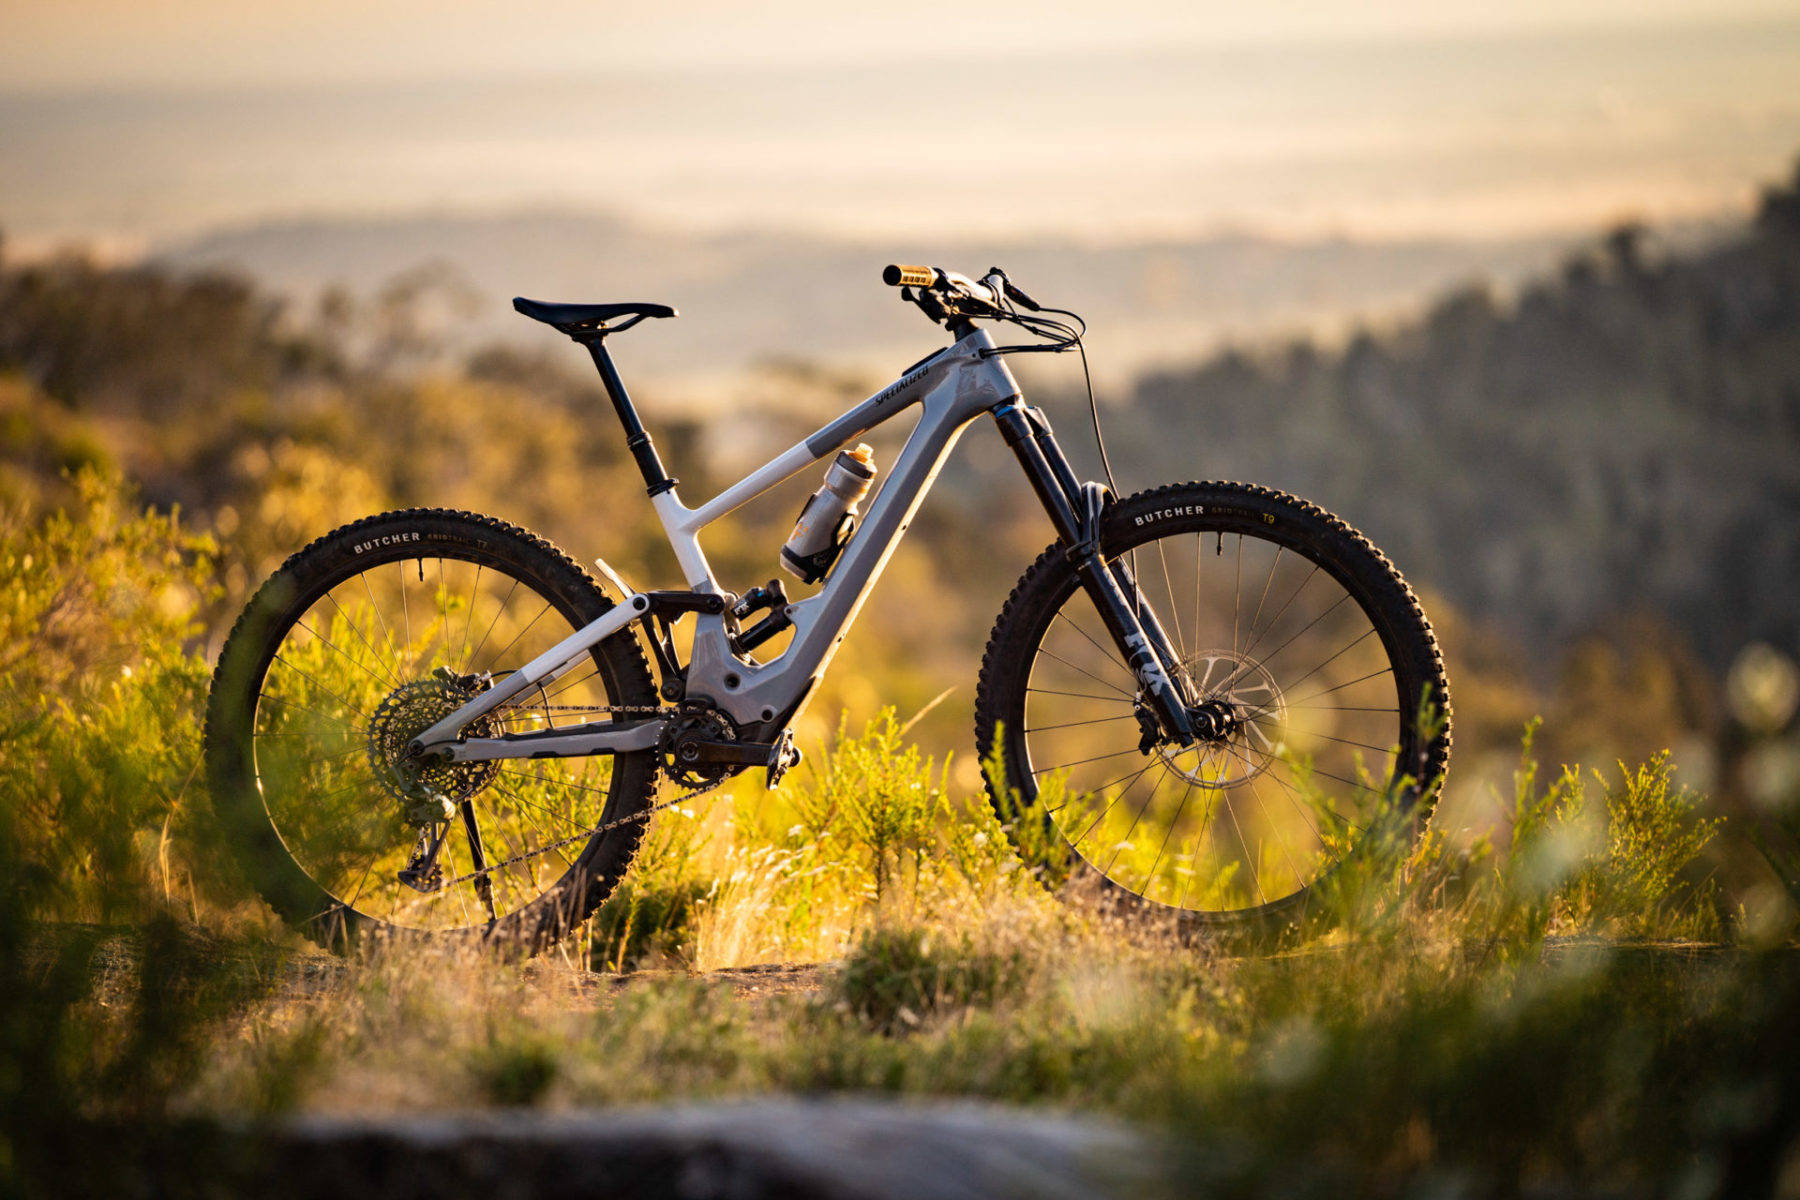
[415,327,1027,763]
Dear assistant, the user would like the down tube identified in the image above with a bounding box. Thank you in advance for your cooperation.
[693,363,1014,728]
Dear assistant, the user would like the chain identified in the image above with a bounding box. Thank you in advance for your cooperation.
[435,772,726,890]
[432,700,723,890]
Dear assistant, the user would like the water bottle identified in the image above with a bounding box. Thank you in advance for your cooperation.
[780,444,877,583]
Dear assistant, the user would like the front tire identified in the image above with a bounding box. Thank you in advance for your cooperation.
[204,509,660,952]
[974,482,1450,932]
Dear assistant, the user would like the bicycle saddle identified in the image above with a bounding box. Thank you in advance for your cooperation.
[512,297,678,332]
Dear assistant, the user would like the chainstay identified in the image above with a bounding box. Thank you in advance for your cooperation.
[431,697,716,890]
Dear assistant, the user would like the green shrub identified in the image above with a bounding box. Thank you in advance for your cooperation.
[833,925,1028,1034]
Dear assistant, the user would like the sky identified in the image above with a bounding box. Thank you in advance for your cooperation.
[5,0,1799,90]
[3,1,1799,249]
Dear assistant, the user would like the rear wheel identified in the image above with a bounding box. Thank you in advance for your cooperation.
[204,509,659,951]
[975,482,1450,931]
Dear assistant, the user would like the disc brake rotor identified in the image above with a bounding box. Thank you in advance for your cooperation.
[1157,649,1287,790]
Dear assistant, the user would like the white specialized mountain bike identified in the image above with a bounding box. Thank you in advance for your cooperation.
[205,265,1451,950]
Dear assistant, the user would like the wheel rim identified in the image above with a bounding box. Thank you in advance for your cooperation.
[248,552,633,932]
[1017,528,1413,916]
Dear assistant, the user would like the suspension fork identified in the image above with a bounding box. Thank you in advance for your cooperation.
[990,402,1196,744]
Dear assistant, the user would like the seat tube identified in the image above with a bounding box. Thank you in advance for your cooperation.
[582,336,676,496]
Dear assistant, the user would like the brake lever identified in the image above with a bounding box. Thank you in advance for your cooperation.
[1004,279,1044,312]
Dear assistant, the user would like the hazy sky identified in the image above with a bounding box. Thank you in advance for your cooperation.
[6,0,1798,91]
[4,1,1799,248]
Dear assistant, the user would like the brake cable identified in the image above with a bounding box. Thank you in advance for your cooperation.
[971,272,1121,499]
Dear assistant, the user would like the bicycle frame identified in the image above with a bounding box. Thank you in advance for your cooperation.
[414,325,1198,765]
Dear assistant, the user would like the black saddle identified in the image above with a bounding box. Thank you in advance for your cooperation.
[512,297,677,335]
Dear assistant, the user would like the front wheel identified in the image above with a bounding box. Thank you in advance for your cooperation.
[974,481,1451,931]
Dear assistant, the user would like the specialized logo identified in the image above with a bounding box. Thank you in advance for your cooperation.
[353,532,421,554]
[872,366,929,410]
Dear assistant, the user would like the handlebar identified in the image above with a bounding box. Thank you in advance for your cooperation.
[881,263,1042,314]
[882,264,938,288]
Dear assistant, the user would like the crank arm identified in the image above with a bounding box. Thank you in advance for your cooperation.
[437,718,665,763]
[686,738,788,767]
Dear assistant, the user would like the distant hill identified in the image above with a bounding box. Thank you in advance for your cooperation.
[1112,165,1800,668]
[158,212,1579,386]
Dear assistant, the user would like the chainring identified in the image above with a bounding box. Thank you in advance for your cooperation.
[658,706,739,790]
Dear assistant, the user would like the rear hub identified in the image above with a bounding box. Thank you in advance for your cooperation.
[366,671,500,824]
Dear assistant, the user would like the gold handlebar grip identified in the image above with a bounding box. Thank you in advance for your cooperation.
[882,264,939,288]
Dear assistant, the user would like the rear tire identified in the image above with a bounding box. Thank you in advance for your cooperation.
[204,509,659,952]
[974,481,1450,933]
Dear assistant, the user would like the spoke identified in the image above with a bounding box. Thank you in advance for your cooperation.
[1155,538,1185,657]
[1244,545,1284,649]
[1254,768,1328,851]
[1101,764,1173,879]
[482,601,552,677]
[270,654,370,720]
[399,560,412,666]
[440,837,474,923]
[1142,774,1200,899]
[1195,534,1204,661]
[467,576,520,671]
[540,662,604,705]
[1034,645,1133,699]
[1273,627,1377,701]
[1217,776,1266,906]
[1258,666,1395,714]
[1232,564,1322,674]
[256,692,360,732]
[295,617,394,694]
[492,777,598,841]
[1026,685,1131,703]
[1303,728,1398,756]
[1022,712,1136,734]
[325,593,402,690]
[500,766,618,802]
[1260,760,1369,837]
[1243,770,1308,893]
[1052,610,1130,674]
[1071,763,1157,850]
[1032,746,1141,776]
[360,570,402,663]
[253,736,366,763]
[343,850,385,911]
[1232,534,1243,658]
[1302,761,1388,795]
[1218,590,1348,697]
[1048,759,1157,816]
[466,565,485,662]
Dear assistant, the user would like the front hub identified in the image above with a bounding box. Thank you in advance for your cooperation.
[1150,649,1287,790]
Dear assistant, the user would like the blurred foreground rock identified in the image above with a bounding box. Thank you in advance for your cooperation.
[246,1099,1168,1200]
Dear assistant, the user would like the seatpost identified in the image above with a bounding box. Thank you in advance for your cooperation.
[578,333,677,496]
